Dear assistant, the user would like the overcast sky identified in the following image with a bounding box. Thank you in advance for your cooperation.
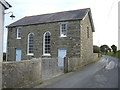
[3,0,119,52]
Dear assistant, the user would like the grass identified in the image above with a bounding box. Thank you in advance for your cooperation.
[83,57,102,67]
[92,57,102,62]
[101,50,120,59]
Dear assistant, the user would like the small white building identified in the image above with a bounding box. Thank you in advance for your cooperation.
[0,0,11,62]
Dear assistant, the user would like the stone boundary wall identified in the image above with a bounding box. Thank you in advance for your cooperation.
[2,60,42,88]
[66,53,99,72]
[2,58,64,88]
[42,58,63,80]
[93,53,99,60]
[68,58,83,71]
[2,53,100,88]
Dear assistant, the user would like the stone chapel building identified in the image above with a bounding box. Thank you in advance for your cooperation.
[7,8,95,61]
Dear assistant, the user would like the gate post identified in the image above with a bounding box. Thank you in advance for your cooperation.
[64,57,68,73]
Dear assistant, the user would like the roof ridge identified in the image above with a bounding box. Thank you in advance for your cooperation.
[24,8,90,18]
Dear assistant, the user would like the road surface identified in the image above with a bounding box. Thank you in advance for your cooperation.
[35,55,118,88]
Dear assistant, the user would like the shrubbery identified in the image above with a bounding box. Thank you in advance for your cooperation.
[93,45,100,53]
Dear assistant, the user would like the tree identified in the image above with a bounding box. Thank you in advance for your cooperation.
[93,45,100,53]
[108,48,111,52]
[100,45,109,53]
[111,45,117,53]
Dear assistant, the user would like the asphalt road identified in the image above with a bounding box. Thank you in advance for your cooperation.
[35,55,118,88]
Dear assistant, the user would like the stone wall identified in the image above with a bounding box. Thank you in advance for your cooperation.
[67,58,82,72]
[42,58,63,80]
[7,20,81,61]
[93,53,99,60]
[80,13,94,62]
[2,58,64,88]
[67,53,99,72]
[2,53,100,88]
[2,60,42,88]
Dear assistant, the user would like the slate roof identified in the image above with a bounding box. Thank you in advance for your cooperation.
[7,8,95,32]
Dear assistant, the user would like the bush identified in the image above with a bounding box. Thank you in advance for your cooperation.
[100,45,109,53]
[93,45,100,53]
[111,45,117,53]
[117,50,120,59]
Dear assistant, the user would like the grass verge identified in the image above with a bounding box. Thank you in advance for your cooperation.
[92,57,102,62]
[101,51,120,59]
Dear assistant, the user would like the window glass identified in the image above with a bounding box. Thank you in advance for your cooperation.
[17,28,21,39]
[28,33,34,55]
[60,23,67,37]
[44,32,51,55]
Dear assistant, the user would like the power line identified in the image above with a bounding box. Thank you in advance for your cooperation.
[106,0,115,24]
[107,0,115,17]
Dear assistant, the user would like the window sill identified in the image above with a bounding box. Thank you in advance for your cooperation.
[27,53,34,56]
[60,35,67,38]
[42,54,51,56]
[16,38,21,40]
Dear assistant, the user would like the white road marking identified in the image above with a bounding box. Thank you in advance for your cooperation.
[105,61,115,70]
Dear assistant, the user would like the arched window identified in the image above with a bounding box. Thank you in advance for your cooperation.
[28,33,34,55]
[43,32,51,56]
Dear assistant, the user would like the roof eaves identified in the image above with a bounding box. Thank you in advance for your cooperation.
[0,0,12,9]
[7,18,82,28]
[88,11,95,32]
[82,11,88,21]
[82,9,95,32]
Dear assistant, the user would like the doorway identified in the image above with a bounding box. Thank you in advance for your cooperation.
[16,49,22,61]
[58,48,67,67]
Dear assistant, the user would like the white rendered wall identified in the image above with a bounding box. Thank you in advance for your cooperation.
[0,3,4,62]
[118,1,120,50]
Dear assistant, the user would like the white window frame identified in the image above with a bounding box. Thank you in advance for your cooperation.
[27,33,34,56]
[43,31,51,56]
[16,27,22,39]
[60,22,67,37]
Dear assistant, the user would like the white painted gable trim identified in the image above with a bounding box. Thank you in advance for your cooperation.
[0,0,11,9]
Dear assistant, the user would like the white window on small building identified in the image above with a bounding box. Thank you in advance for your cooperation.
[60,23,67,37]
[16,27,22,39]
[27,33,34,55]
[43,31,51,56]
